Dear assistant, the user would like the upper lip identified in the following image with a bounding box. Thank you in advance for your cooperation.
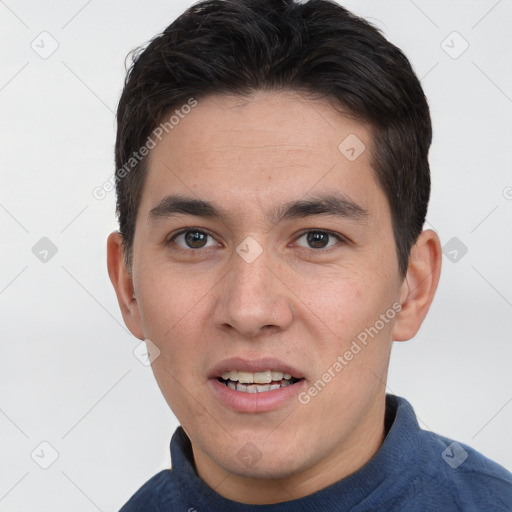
[208,357,305,380]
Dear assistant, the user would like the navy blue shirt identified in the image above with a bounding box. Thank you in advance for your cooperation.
[120,395,512,511]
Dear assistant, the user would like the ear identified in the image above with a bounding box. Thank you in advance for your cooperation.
[392,229,442,342]
[107,232,145,340]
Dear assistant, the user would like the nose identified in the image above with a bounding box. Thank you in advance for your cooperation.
[212,246,294,339]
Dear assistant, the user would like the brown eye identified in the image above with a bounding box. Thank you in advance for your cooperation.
[173,230,217,249]
[307,232,329,248]
[295,230,341,250]
[185,231,208,248]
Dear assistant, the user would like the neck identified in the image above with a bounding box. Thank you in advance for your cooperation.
[193,395,387,504]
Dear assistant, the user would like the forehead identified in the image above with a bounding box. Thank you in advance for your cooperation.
[139,91,388,222]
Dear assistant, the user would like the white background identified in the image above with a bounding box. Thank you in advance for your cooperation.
[1,0,511,510]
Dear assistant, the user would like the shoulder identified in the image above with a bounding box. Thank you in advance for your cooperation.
[118,469,185,511]
[381,396,512,511]
[415,428,512,511]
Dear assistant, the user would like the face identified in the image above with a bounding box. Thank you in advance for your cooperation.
[116,91,412,501]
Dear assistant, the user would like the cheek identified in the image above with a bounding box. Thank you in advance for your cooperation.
[136,265,210,335]
[136,270,214,416]
[133,272,214,390]
[301,268,397,372]
[295,270,373,334]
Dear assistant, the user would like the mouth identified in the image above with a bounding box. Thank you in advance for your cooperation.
[208,357,306,412]
[217,370,303,393]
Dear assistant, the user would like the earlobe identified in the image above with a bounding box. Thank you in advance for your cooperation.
[392,229,442,342]
[107,232,145,340]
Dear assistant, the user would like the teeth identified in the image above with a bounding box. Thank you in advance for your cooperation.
[254,370,272,384]
[235,382,278,393]
[223,380,297,393]
[221,369,294,383]
[237,371,254,384]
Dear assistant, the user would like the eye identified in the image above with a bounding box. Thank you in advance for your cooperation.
[295,230,342,249]
[171,229,218,249]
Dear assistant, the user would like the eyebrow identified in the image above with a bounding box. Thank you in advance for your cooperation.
[274,193,368,223]
[148,193,368,224]
[149,195,228,221]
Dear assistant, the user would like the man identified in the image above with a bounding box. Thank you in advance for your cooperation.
[107,0,512,509]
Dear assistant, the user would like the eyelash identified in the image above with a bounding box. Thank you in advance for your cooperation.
[294,229,347,251]
[168,228,220,252]
[167,228,347,253]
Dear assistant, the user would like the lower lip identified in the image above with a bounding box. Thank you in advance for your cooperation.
[209,378,306,413]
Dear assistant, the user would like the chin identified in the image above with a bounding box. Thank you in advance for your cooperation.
[218,434,314,480]
[228,454,306,481]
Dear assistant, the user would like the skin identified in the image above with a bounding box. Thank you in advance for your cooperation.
[108,90,442,504]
